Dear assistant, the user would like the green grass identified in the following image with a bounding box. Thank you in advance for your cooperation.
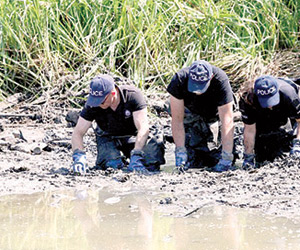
[0,0,299,101]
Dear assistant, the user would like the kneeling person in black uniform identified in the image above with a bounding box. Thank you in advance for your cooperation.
[239,75,300,168]
[167,60,235,172]
[71,74,165,174]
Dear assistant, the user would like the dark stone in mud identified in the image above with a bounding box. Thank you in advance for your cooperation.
[10,167,29,173]
[43,145,53,152]
[114,174,130,183]
[160,197,172,205]
[54,141,71,149]
[53,117,62,124]
[65,111,80,127]
[32,114,43,121]
[32,147,42,155]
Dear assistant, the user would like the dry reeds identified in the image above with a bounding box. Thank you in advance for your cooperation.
[0,0,299,103]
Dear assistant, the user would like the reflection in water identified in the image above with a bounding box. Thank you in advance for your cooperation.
[0,190,300,250]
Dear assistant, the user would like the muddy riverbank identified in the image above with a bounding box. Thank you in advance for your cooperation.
[1,93,300,223]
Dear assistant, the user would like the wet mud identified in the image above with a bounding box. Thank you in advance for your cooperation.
[1,96,300,223]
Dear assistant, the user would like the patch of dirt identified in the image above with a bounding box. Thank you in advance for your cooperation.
[1,92,300,223]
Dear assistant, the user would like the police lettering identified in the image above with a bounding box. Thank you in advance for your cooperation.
[257,86,276,96]
[190,73,209,82]
[90,88,104,96]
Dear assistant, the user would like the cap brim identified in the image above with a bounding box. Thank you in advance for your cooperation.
[86,94,106,107]
[258,92,280,108]
[188,79,210,93]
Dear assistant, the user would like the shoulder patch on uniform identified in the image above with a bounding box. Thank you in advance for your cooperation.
[125,110,132,118]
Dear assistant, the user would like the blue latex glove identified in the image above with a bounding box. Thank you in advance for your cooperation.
[213,150,233,172]
[175,146,189,171]
[290,138,300,158]
[242,153,255,169]
[72,149,87,174]
[128,150,147,173]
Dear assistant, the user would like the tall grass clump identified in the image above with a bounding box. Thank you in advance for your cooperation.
[0,0,299,101]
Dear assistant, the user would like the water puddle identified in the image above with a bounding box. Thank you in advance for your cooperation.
[0,189,300,250]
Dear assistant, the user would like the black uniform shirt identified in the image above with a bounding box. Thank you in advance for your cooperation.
[167,65,234,122]
[239,79,300,132]
[80,85,147,136]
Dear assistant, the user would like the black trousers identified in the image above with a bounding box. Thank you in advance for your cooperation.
[95,125,165,170]
[255,120,295,163]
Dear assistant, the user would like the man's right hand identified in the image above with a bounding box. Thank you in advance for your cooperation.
[175,146,189,171]
[72,149,87,174]
[128,149,146,173]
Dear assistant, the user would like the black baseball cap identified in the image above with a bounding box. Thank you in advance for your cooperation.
[254,75,279,108]
[86,74,114,107]
[188,60,213,94]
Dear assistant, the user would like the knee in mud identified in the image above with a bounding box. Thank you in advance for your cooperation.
[105,158,125,170]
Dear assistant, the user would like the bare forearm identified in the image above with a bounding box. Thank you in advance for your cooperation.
[244,137,255,154]
[71,117,92,152]
[71,133,85,152]
[296,121,300,139]
[172,121,185,147]
[218,102,234,153]
[134,128,149,150]
[244,127,256,154]
[221,121,234,153]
